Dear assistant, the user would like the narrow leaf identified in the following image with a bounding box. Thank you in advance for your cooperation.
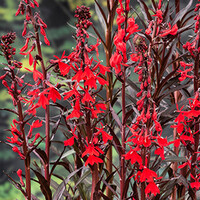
[32,169,52,200]
[172,0,193,25]
[110,105,122,130]
[95,0,107,30]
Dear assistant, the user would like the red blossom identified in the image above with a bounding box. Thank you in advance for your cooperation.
[85,155,103,166]
[12,146,25,159]
[145,182,160,197]
[37,92,49,109]
[48,87,61,103]
[124,148,142,167]
[64,136,75,146]
[159,23,178,37]
[155,147,165,160]
[110,52,122,74]
[17,169,25,187]
[140,168,158,182]
[66,100,83,120]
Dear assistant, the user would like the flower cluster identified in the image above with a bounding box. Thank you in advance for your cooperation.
[183,0,200,57]
[172,92,200,190]
[52,6,112,166]
[110,0,140,74]
[16,0,49,67]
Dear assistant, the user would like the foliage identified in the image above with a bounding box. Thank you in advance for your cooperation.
[0,0,200,200]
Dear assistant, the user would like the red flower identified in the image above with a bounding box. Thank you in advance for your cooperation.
[140,168,158,182]
[64,126,78,146]
[124,148,142,167]
[52,51,70,76]
[82,90,95,104]
[191,182,200,190]
[152,10,163,23]
[12,146,25,159]
[110,52,122,74]
[159,23,178,37]
[85,155,103,166]
[37,92,49,109]
[25,60,43,81]
[66,100,83,120]
[64,136,75,146]
[95,123,113,144]
[17,169,25,187]
[145,182,160,196]
[155,147,165,160]
[29,133,40,146]
[28,119,43,138]
[48,87,61,103]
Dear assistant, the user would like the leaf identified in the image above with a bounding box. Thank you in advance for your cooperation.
[52,167,84,200]
[51,117,62,141]
[172,0,193,25]
[61,149,75,160]
[159,41,177,78]
[101,171,116,193]
[34,148,48,165]
[95,0,107,30]
[92,24,106,48]
[108,126,122,155]
[132,8,147,29]
[126,79,140,92]
[52,179,70,200]
[51,179,70,198]
[110,0,118,27]
[177,24,193,35]
[110,105,122,130]
[160,179,177,199]
[74,170,90,188]
[157,83,190,103]
[164,156,187,162]
[32,169,52,200]
[0,108,18,115]
[101,178,119,197]
[137,0,152,21]
[124,109,134,123]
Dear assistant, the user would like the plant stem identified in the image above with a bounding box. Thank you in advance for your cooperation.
[191,38,200,200]
[105,0,116,198]
[9,59,31,200]
[120,1,128,198]
[120,64,126,200]
[18,102,31,200]
[30,9,50,185]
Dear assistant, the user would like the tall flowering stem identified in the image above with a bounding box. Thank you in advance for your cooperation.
[103,0,117,198]
[51,6,112,199]
[16,0,51,185]
[0,33,32,199]
[110,0,141,198]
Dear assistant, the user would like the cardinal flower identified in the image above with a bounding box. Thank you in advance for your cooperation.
[52,51,71,76]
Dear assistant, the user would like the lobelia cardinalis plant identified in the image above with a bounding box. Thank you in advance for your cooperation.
[1,0,200,200]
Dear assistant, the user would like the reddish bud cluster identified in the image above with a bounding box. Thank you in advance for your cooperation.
[75,6,92,40]
[0,32,16,60]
